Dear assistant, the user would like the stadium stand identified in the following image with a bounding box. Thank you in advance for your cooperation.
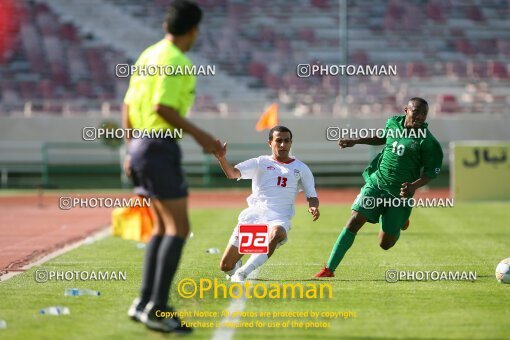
[104,0,510,116]
[0,0,507,190]
[0,0,129,115]
[0,0,509,116]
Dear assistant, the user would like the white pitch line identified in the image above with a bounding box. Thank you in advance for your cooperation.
[212,268,259,340]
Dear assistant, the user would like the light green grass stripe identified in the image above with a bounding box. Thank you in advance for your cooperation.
[0,205,509,339]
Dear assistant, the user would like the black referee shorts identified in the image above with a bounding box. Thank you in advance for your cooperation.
[129,137,188,200]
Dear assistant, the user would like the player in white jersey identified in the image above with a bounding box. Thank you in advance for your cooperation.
[213,126,320,282]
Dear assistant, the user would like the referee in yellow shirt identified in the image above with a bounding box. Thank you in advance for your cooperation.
[123,1,220,333]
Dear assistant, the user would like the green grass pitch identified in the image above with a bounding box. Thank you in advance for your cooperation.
[0,203,509,339]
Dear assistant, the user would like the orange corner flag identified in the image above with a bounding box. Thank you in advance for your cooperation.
[256,103,279,131]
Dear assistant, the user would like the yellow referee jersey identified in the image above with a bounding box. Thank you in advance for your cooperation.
[124,39,196,131]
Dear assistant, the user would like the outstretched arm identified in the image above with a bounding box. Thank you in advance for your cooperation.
[122,104,132,177]
[122,104,133,145]
[155,104,220,154]
[339,137,385,148]
[307,197,320,221]
[214,140,241,179]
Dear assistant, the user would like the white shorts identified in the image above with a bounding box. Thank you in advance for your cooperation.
[229,207,291,248]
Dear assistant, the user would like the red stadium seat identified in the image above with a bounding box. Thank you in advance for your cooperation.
[467,62,488,78]
[437,94,460,114]
[406,62,427,77]
[298,28,316,44]
[425,1,444,22]
[311,0,330,10]
[39,79,54,99]
[465,5,484,22]
[76,80,93,98]
[455,39,474,55]
[350,50,369,64]
[487,61,509,79]
[263,73,282,90]
[248,62,267,80]
[59,23,78,42]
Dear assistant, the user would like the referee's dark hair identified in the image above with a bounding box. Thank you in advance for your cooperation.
[165,0,202,36]
[269,126,293,141]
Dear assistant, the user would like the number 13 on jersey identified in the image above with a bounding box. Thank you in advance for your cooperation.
[277,176,287,187]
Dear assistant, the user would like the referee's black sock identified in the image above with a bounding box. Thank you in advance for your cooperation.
[140,235,163,305]
[151,235,185,309]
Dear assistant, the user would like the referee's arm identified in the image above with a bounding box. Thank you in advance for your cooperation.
[122,103,133,145]
[155,103,218,153]
[121,103,133,177]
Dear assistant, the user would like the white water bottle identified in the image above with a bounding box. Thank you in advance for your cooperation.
[64,288,100,296]
[40,306,70,315]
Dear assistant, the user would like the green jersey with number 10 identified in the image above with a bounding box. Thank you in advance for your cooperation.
[363,115,443,196]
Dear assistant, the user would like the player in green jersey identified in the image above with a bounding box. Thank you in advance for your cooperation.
[315,97,443,278]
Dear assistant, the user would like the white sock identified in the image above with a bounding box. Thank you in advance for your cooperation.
[238,254,269,276]
[225,260,241,276]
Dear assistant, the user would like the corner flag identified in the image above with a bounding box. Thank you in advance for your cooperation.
[256,103,279,131]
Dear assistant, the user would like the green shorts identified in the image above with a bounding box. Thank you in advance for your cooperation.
[351,184,412,237]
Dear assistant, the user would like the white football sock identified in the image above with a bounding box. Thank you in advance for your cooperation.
[238,254,269,276]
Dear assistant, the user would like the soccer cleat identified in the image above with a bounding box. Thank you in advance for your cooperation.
[226,260,242,280]
[127,297,145,322]
[140,302,192,334]
[401,219,410,231]
[230,271,248,283]
[314,267,334,278]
